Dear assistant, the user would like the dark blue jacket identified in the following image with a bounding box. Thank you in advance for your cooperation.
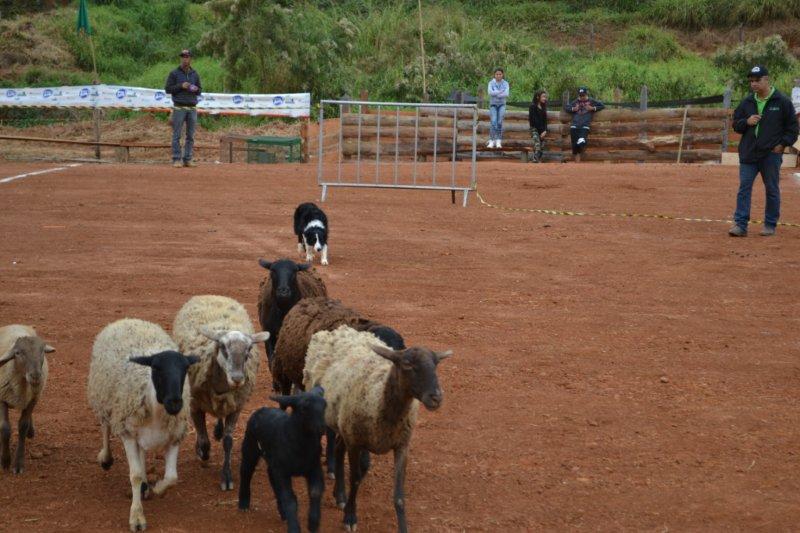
[733,89,798,163]
[165,66,202,107]
[565,98,605,129]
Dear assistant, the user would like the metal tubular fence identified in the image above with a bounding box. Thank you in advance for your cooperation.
[317,100,478,207]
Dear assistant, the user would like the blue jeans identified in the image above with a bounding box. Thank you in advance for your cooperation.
[734,152,782,229]
[489,104,505,141]
[171,108,197,162]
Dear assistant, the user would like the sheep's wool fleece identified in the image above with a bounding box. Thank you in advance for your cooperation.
[172,295,259,417]
[272,297,375,384]
[0,325,48,410]
[88,318,189,440]
[304,326,418,454]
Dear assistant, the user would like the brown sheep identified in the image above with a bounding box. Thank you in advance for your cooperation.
[271,297,405,396]
[256,259,327,368]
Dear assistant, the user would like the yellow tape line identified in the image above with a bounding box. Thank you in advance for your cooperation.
[475,189,800,228]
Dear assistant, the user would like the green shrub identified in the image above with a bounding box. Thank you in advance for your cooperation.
[713,35,797,94]
[615,25,686,62]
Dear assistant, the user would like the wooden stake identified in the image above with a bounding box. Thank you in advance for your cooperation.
[676,106,689,163]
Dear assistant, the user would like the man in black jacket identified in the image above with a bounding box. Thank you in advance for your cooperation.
[165,49,202,168]
[564,87,605,163]
[729,65,799,236]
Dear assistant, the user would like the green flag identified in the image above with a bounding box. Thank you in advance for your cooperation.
[77,0,92,36]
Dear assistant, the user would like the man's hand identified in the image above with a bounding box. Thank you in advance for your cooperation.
[181,82,190,89]
[772,144,785,154]
[540,131,547,139]
[588,105,596,112]
[746,114,761,126]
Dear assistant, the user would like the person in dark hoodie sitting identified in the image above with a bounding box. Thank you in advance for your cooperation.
[565,87,604,162]
[165,49,202,168]
[528,90,548,163]
[728,65,798,237]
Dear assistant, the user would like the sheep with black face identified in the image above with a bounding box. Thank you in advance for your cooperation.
[88,318,199,532]
[0,324,55,474]
[256,258,327,367]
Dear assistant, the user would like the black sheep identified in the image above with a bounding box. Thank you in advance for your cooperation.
[238,386,327,533]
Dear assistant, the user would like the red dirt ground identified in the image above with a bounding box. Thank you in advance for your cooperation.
[1,159,799,532]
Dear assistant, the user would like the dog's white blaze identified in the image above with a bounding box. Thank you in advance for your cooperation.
[304,219,325,231]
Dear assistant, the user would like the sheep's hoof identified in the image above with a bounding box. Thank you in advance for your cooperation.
[129,517,146,532]
[101,457,114,470]
[196,442,210,462]
[344,523,357,532]
[321,259,329,266]
[11,463,23,475]
[27,425,34,439]
[337,501,346,510]
[327,471,336,480]
[1,458,10,471]
[220,480,234,491]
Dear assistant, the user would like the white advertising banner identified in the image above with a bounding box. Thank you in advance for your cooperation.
[0,85,311,117]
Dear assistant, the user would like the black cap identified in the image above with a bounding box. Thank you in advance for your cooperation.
[578,87,588,95]
[179,49,192,57]
[747,65,768,78]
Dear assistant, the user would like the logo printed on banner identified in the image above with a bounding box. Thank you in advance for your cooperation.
[79,88,90,99]
[272,96,284,106]
[116,88,127,99]
[6,89,16,98]
[232,95,244,105]
[42,89,53,99]
[154,91,165,101]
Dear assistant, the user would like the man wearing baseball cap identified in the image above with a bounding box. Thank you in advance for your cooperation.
[728,65,798,236]
[165,49,202,167]
[564,86,605,162]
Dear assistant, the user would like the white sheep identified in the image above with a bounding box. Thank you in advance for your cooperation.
[0,324,54,474]
[303,325,451,533]
[172,294,268,491]
[87,318,199,532]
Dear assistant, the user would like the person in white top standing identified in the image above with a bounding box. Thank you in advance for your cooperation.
[793,77,800,168]
[487,68,509,149]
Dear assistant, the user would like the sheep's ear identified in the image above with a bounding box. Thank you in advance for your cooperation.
[200,326,224,342]
[372,345,400,363]
[309,385,324,397]
[251,331,270,343]
[129,355,154,367]
[44,345,55,354]
[270,395,297,409]
[434,350,453,363]
[296,262,311,271]
[185,355,201,366]
[258,258,272,270]
[0,349,15,366]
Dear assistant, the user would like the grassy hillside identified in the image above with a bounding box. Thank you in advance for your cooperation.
[0,0,798,106]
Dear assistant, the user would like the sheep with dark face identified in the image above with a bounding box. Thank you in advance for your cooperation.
[88,318,199,532]
[304,326,451,533]
[0,325,55,474]
[172,295,269,491]
[256,258,327,367]
[238,386,327,533]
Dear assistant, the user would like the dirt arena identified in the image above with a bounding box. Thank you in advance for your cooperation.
[1,159,799,531]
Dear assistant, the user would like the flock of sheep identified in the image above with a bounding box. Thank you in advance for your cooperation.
[0,203,452,533]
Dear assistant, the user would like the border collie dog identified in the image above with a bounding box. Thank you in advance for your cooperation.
[294,202,329,265]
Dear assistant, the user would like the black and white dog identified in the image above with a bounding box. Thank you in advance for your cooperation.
[293,202,329,265]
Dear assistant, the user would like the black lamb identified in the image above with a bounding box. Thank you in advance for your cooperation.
[238,386,327,533]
